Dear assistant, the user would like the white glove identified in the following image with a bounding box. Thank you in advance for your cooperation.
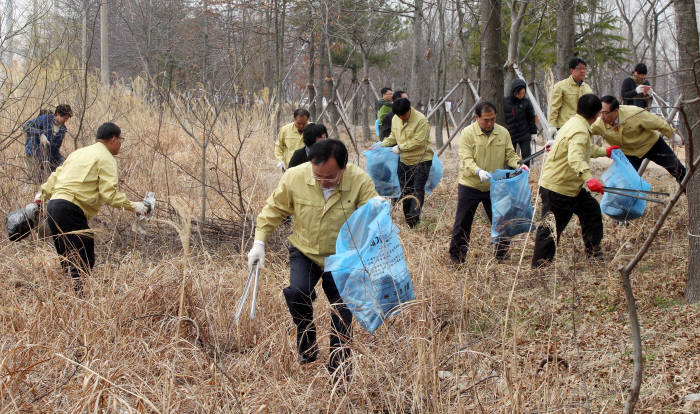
[40,134,49,147]
[391,145,401,154]
[277,162,286,172]
[545,139,555,152]
[133,201,149,215]
[531,134,538,142]
[548,126,557,139]
[372,195,388,203]
[248,240,265,270]
[34,191,42,204]
[635,85,650,95]
[477,168,491,183]
[520,165,529,172]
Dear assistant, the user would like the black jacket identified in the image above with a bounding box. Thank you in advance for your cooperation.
[503,79,537,143]
[621,77,650,108]
[379,111,394,139]
[288,147,310,168]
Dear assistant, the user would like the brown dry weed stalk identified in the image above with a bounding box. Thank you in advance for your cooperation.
[0,68,698,412]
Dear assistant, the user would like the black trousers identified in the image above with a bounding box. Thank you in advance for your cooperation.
[397,160,432,227]
[513,139,532,167]
[625,137,686,184]
[283,246,353,372]
[449,184,510,263]
[46,199,94,287]
[531,187,603,268]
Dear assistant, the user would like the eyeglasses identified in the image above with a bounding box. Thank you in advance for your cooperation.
[312,172,342,183]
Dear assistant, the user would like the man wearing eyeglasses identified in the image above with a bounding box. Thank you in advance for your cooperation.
[592,95,685,184]
[35,122,149,293]
[247,139,377,386]
[548,57,593,137]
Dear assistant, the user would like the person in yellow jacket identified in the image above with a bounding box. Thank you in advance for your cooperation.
[274,108,310,170]
[548,57,593,132]
[592,95,686,184]
[247,139,378,385]
[381,98,433,227]
[532,94,619,268]
[35,122,148,292]
[448,101,523,264]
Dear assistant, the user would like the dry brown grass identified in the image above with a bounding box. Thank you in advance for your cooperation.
[0,74,698,412]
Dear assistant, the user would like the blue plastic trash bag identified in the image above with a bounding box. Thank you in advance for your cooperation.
[600,149,651,220]
[363,146,401,198]
[489,168,534,240]
[425,153,443,195]
[325,198,414,333]
[375,119,380,137]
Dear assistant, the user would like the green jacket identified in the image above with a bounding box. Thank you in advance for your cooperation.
[540,114,607,197]
[254,163,377,267]
[458,122,521,191]
[377,100,393,124]
[591,105,676,157]
[548,76,594,128]
[381,108,434,165]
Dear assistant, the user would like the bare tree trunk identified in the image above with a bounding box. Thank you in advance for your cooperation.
[556,0,575,79]
[409,0,423,104]
[318,22,328,119]
[480,0,504,124]
[273,0,286,134]
[674,0,700,303]
[433,0,447,148]
[100,0,110,87]
[456,0,477,114]
[361,52,370,142]
[308,33,316,119]
[504,0,528,95]
[32,0,39,59]
[1,0,15,65]
[615,0,640,64]
[81,0,87,80]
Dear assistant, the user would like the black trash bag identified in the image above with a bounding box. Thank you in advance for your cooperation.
[6,203,40,241]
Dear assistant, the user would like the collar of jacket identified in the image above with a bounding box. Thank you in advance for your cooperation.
[471,122,502,142]
[573,114,593,133]
[402,108,418,126]
[568,75,585,88]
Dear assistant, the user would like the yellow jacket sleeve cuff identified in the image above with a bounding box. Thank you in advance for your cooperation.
[254,229,270,243]
[581,171,593,182]
[592,146,607,158]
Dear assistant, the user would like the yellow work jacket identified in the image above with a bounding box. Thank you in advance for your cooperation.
[458,122,521,192]
[591,105,676,157]
[274,122,305,167]
[254,162,378,267]
[548,76,593,128]
[381,108,434,165]
[39,142,135,219]
[540,114,607,197]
